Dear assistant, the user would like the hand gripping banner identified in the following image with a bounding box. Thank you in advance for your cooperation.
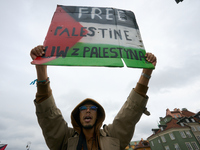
[31,5,154,69]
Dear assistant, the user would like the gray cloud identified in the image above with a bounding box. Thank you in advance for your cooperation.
[1,0,200,149]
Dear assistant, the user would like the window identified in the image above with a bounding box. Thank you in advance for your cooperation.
[165,146,170,150]
[196,136,200,141]
[151,141,154,146]
[180,131,186,138]
[186,119,190,123]
[169,133,175,140]
[158,139,161,143]
[196,126,200,131]
[161,135,166,142]
[191,142,199,150]
[191,118,195,122]
[191,127,197,132]
[174,143,181,150]
[180,123,184,126]
[186,131,192,138]
[185,142,193,150]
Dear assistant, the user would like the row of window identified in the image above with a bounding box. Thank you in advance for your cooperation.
[151,142,199,150]
[165,143,180,150]
[180,131,192,138]
[151,130,199,149]
[160,131,192,142]
[164,142,199,150]
[191,126,200,132]
[157,125,200,133]
[160,127,200,142]
[179,123,200,132]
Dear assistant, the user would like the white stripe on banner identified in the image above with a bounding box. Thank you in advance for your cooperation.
[79,22,144,49]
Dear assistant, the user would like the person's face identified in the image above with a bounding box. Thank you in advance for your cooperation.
[79,104,98,129]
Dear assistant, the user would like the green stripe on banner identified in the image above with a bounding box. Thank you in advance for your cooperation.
[43,42,154,69]
[44,57,124,67]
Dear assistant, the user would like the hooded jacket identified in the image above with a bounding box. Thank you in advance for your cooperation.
[71,98,105,149]
[35,84,149,150]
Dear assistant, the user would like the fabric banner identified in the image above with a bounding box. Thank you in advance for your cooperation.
[0,144,7,150]
[31,5,154,69]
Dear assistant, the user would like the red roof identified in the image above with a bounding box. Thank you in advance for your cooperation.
[182,110,195,117]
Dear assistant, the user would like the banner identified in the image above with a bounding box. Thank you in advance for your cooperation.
[31,5,154,69]
[0,144,7,150]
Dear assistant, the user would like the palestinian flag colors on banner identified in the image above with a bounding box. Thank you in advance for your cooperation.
[0,144,7,150]
[31,5,154,69]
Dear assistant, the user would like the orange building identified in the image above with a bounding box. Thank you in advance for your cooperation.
[125,138,151,150]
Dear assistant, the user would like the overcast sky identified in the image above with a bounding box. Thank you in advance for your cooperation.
[0,0,200,149]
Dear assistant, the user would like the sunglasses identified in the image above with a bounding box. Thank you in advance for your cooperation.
[79,106,98,112]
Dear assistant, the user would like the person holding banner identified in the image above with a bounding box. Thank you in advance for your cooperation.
[30,45,157,150]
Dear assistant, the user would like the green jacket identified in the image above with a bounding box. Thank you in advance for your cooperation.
[34,89,149,150]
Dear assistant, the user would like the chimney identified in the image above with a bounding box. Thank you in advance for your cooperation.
[166,108,170,116]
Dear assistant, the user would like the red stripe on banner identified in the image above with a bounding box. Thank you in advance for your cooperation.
[0,144,7,150]
[31,56,56,65]
[32,5,87,64]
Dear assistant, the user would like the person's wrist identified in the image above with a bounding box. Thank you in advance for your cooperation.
[35,65,47,69]
[141,72,151,79]
[142,69,152,76]
[35,65,48,81]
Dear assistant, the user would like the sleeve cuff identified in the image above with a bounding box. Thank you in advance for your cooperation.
[36,81,52,103]
[34,95,56,113]
[129,89,150,116]
[134,83,148,97]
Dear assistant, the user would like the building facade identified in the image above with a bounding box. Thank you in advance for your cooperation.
[148,108,200,150]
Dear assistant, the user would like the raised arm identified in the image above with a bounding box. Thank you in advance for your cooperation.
[30,45,50,103]
[104,52,157,150]
[31,46,73,150]
[30,45,47,81]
